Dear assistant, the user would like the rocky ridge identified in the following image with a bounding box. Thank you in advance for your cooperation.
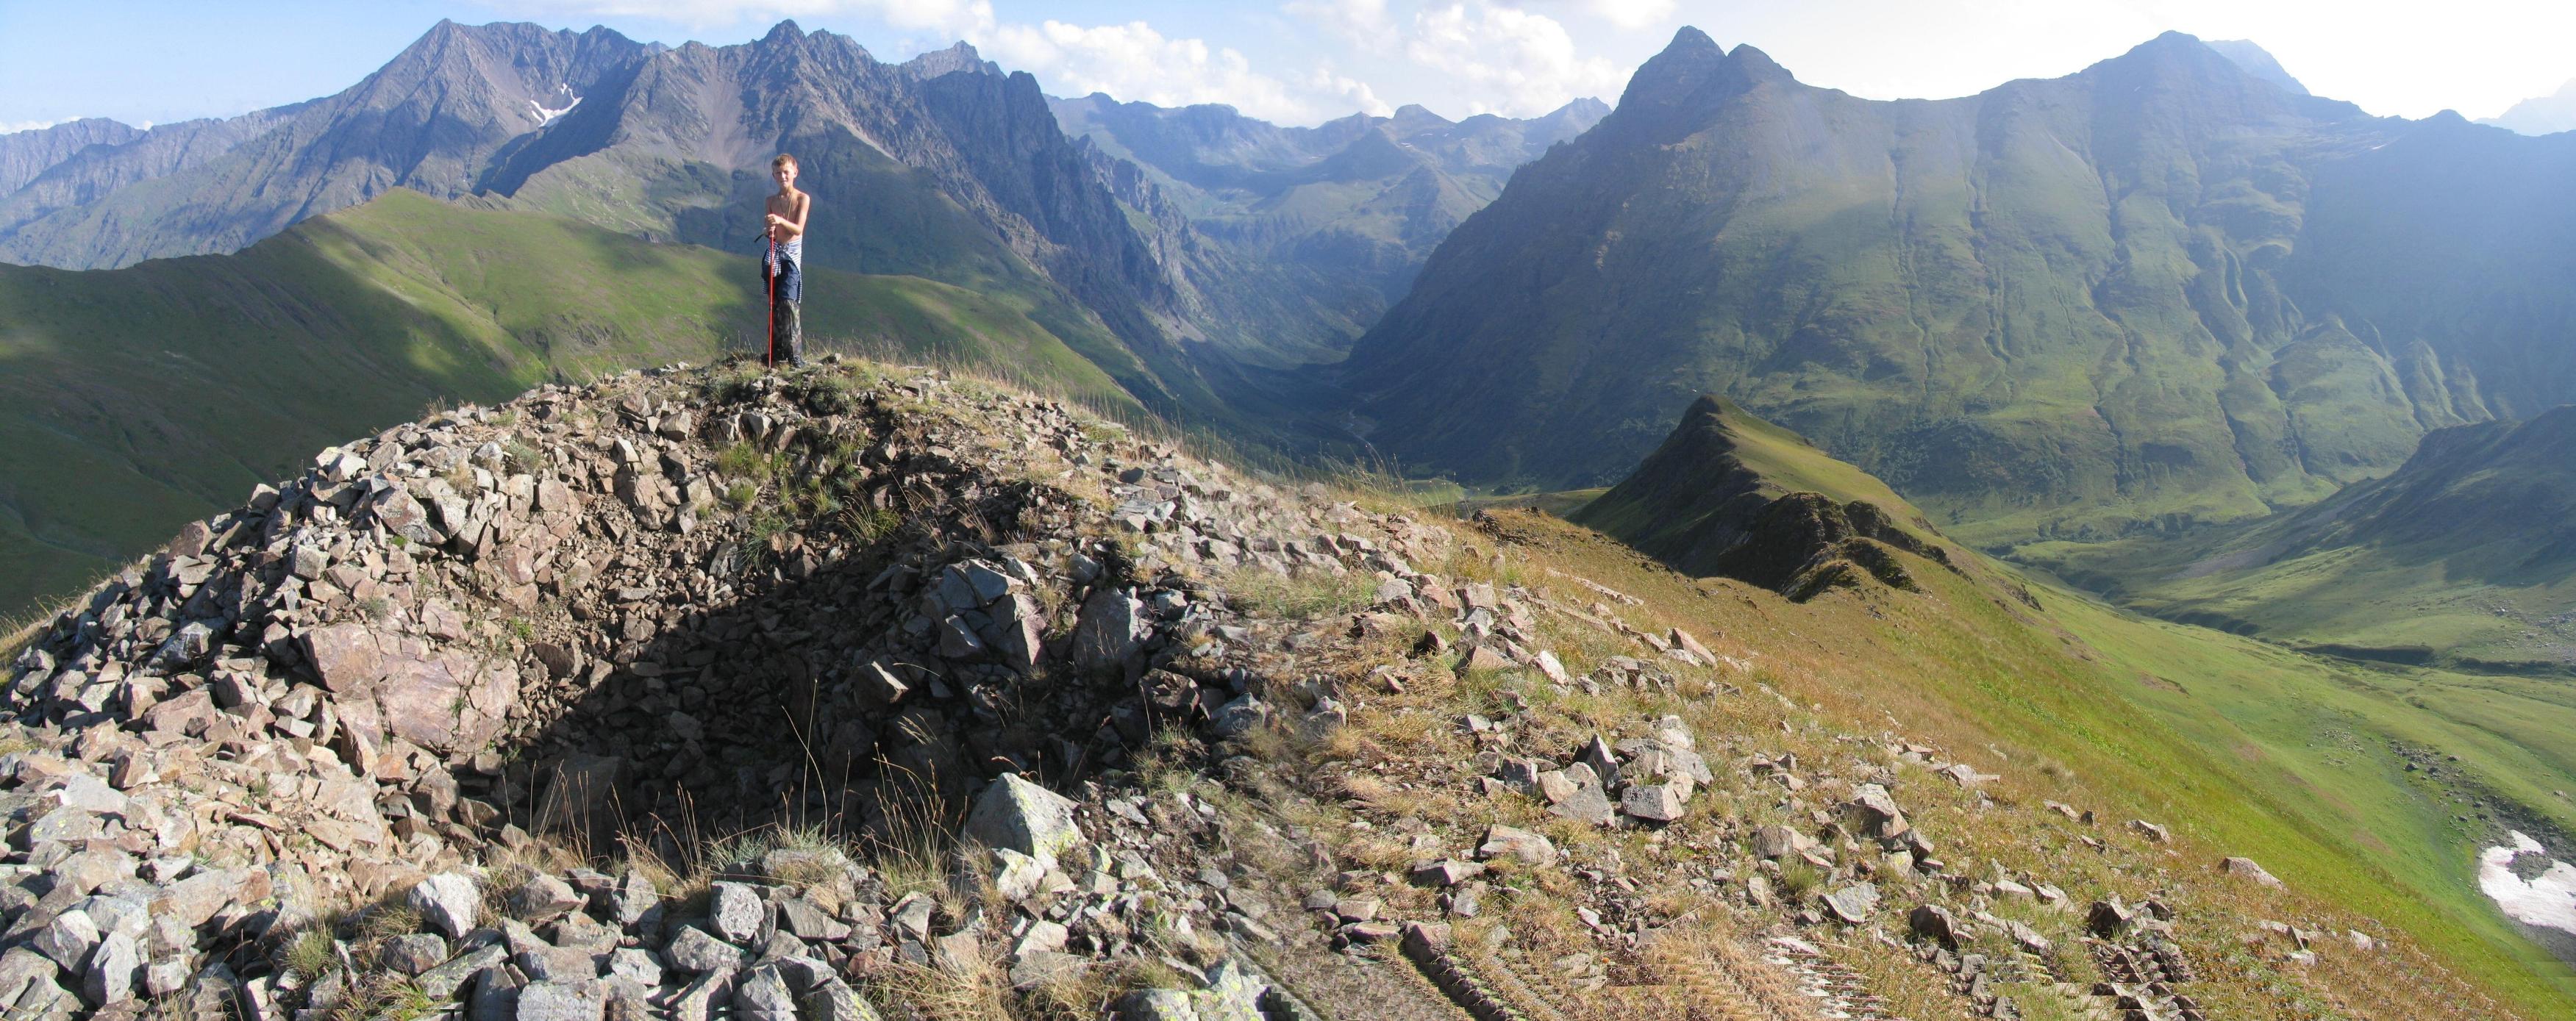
[0,361,2442,1019]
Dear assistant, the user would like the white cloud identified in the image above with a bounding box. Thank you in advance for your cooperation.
[985,19,1321,122]
[0,119,67,135]
[1307,68,1396,117]
[1577,0,1677,29]
[1402,2,1627,117]
[1284,0,1396,49]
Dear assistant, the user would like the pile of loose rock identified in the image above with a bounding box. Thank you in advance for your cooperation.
[0,359,1449,1017]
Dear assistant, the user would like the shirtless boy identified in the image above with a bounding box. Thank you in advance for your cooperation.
[761,153,810,368]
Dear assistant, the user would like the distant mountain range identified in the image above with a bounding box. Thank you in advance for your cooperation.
[0,21,1615,440]
[2483,79,2576,135]
[1050,93,1605,312]
[1341,28,2576,554]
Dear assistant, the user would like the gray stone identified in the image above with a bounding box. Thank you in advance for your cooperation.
[736,967,797,1020]
[1477,825,1558,867]
[607,870,657,928]
[963,773,1085,869]
[515,945,600,983]
[604,948,662,986]
[2222,856,2283,888]
[1408,860,1484,887]
[1621,781,1688,823]
[1840,784,1909,839]
[301,623,383,692]
[777,898,851,942]
[1071,589,1149,667]
[1822,884,1880,925]
[1207,694,1269,739]
[1118,989,1199,1021]
[665,926,746,974]
[857,661,910,706]
[888,894,935,942]
[409,872,480,938]
[936,616,988,659]
[513,980,605,1021]
[30,910,99,972]
[417,945,507,1000]
[1752,825,1802,860]
[380,933,450,975]
[1544,775,1615,826]
[709,882,766,944]
[668,969,735,1021]
[81,930,139,1006]
[510,873,584,923]
[800,976,881,1021]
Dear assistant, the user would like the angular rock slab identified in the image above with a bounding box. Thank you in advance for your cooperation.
[963,773,1085,870]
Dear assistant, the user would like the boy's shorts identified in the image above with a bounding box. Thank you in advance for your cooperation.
[766,254,802,304]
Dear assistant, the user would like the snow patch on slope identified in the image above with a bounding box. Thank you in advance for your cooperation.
[2480,831,2576,936]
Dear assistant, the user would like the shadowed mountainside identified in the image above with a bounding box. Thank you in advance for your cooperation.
[1342,27,2576,553]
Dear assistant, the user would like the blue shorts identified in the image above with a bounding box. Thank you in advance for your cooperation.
[765,254,802,304]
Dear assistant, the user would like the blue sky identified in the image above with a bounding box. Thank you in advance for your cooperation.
[5,0,2573,132]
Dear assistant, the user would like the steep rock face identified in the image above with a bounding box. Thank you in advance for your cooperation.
[1571,395,1955,601]
[1344,26,2576,548]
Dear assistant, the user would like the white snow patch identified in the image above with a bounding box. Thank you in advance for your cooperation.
[528,96,581,126]
[2480,831,2576,936]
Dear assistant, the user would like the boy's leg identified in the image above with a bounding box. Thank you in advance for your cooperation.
[777,258,804,367]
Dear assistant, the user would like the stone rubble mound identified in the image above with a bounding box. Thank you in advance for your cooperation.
[0,359,1448,1018]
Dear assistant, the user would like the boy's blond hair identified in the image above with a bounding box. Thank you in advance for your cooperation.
[771,153,798,171]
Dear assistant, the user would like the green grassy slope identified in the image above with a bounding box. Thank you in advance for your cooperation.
[0,188,1135,621]
[2021,406,2576,670]
[1518,395,2576,1011]
[1496,501,2576,1015]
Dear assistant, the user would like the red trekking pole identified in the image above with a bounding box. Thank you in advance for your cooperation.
[764,236,777,368]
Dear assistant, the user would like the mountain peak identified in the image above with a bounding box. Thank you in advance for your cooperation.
[1391,104,1452,131]
[902,40,999,78]
[1662,25,1723,60]
[2205,39,2308,96]
[761,19,805,45]
[1607,24,1786,136]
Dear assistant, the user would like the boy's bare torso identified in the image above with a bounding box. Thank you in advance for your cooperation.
[767,188,808,244]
